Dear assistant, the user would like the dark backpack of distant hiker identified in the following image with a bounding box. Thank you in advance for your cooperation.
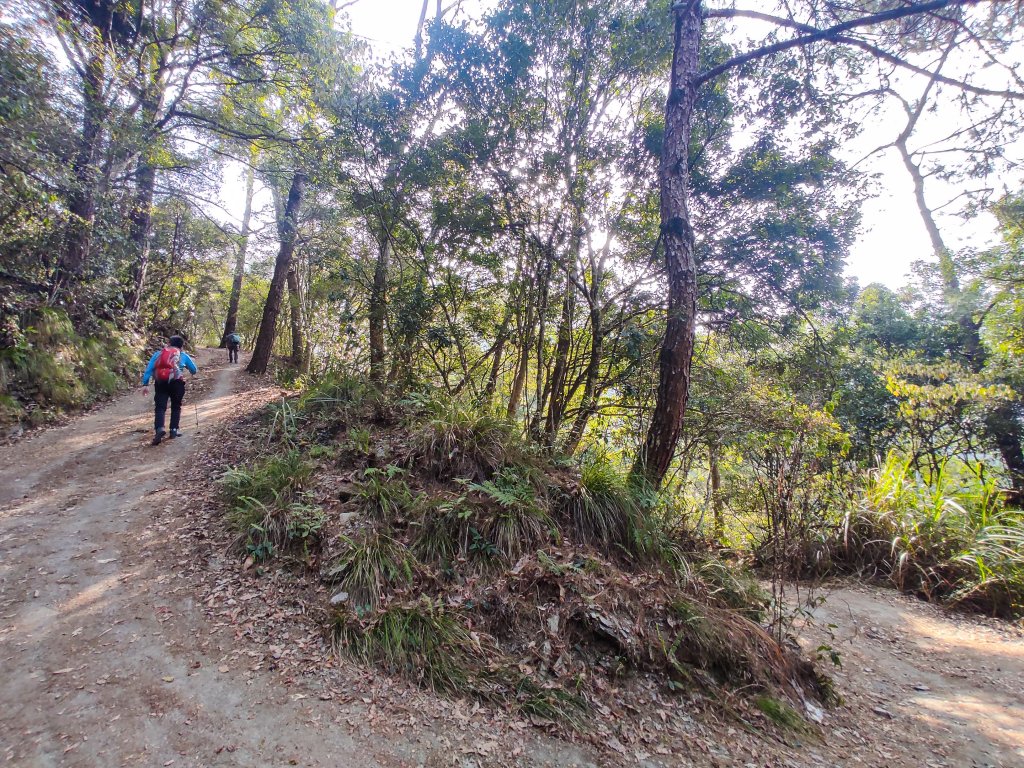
[154,345,182,383]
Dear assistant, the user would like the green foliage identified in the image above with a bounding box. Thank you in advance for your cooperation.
[755,696,808,732]
[507,675,588,729]
[691,559,768,621]
[228,497,325,561]
[564,453,635,546]
[469,466,552,560]
[0,308,140,428]
[408,394,531,481]
[298,374,379,421]
[832,452,1024,617]
[345,426,372,455]
[410,496,470,566]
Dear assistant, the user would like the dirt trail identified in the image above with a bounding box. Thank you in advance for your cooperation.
[0,352,387,767]
[1,353,1022,767]
[799,584,1024,768]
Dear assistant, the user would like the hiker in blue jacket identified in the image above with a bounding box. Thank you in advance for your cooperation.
[141,335,198,445]
[225,332,242,364]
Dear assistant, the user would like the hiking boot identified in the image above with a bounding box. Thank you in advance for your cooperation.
[169,428,182,439]
[152,429,165,446]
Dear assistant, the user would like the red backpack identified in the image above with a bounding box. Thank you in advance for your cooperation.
[154,346,182,383]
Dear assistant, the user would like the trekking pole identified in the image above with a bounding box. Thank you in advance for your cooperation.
[194,400,200,433]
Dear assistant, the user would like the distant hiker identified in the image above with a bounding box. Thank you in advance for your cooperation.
[141,335,197,445]
[226,332,242,364]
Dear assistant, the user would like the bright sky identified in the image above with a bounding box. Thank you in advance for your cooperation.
[226,0,1019,290]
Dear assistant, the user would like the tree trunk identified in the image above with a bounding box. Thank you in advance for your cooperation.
[125,160,156,317]
[507,295,535,421]
[631,1,702,489]
[248,171,306,375]
[222,162,255,346]
[710,438,723,538]
[368,236,391,386]
[897,67,1024,501]
[563,301,603,455]
[55,45,107,295]
[287,264,305,370]
[528,253,553,437]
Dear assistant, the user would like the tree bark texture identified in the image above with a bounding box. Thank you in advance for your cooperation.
[248,171,306,375]
[55,45,107,294]
[125,160,156,316]
[222,162,255,346]
[287,265,305,370]
[544,277,576,443]
[631,0,702,489]
[368,236,391,386]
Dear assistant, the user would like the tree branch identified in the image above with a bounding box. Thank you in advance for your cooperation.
[697,1,1000,89]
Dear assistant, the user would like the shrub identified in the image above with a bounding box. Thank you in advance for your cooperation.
[836,452,1024,617]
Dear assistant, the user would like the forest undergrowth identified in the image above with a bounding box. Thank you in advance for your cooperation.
[216,373,834,737]
[0,305,141,436]
[749,453,1024,621]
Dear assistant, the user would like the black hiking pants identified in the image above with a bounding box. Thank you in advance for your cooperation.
[228,342,239,363]
[154,379,186,433]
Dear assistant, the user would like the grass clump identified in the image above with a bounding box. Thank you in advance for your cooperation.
[299,373,377,416]
[408,394,530,481]
[563,454,634,547]
[353,465,414,521]
[221,449,313,506]
[228,497,325,562]
[836,452,1024,617]
[333,598,482,692]
[755,695,809,732]
[411,496,468,566]
[692,558,768,620]
[506,674,588,729]
[469,467,552,560]
[324,529,415,611]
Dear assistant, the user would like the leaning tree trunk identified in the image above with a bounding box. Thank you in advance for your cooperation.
[631,1,702,490]
[248,172,306,375]
[222,162,255,346]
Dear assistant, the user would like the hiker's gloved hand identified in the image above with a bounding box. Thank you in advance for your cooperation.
[141,386,149,396]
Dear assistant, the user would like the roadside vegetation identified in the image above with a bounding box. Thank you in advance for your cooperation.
[219,379,833,732]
